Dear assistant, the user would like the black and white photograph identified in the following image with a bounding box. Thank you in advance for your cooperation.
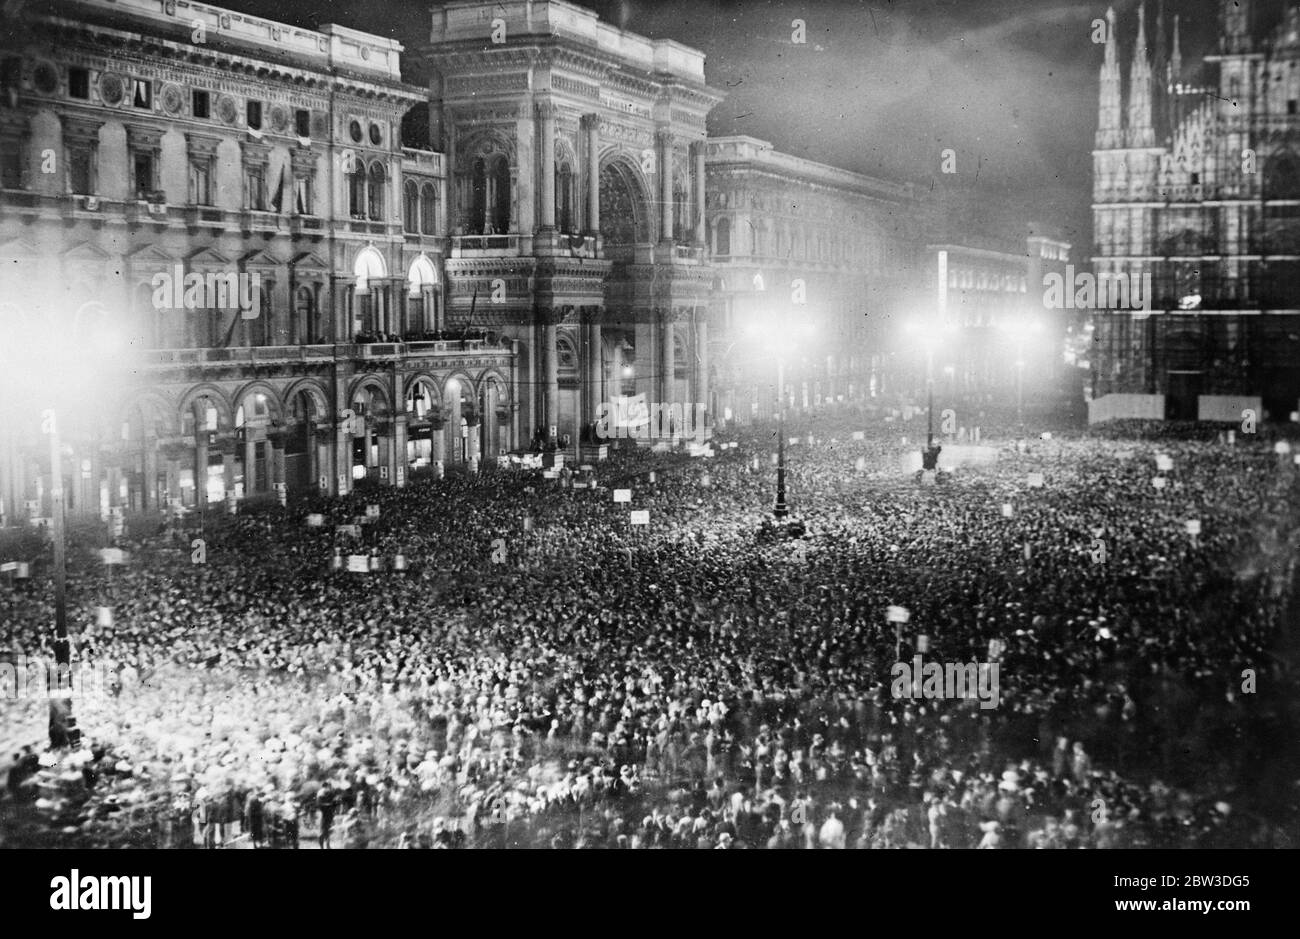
[0,0,1294,917]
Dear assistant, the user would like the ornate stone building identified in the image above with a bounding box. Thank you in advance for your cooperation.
[0,0,511,526]
[703,135,925,422]
[426,0,721,449]
[1092,1,1300,420]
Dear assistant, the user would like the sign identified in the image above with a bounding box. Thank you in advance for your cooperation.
[96,606,113,627]
[346,554,369,573]
[1155,454,1173,471]
[336,524,360,537]
[1152,476,1166,490]
[1185,519,1202,536]
[1027,472,1044,488]
[630,510,650,526]
[542,469,559,479]
[522,516,534,531]
[886,605,910,624]
[99,548,126,565]
[393,554,408,571]
[916,634,929,653]
[1000,503,1014,518]
[306,513,324,528]
[613,489,632,503]
[319,475,329,492]
[855,457,866,471]
[15,562,29,579]
[852,431,865,441]
[366,504,380,519]
[0,562,15,573]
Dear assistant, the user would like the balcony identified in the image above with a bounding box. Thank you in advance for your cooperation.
[140,339,502,368]
[290,214,324,239]
[348,218,391,236]
[126,197,170,226]
[451,233,522,257]
[183,205,230,229]
[240,209,282,235]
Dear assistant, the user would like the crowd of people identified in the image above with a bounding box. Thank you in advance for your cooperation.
[2,399,1298,849]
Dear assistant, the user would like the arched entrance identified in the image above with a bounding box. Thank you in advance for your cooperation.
[404,377,442,475]
[349,382,391,483]
[599,159,653,248]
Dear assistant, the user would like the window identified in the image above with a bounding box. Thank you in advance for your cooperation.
[349,165,366,218]
[245,100,261,130]
[1289,99,1298,115]
[367,162,385,221]
[192,90,210,119]
[294,174,312,214]
[295,108,310,138]
[369,123,382,146]
[349,119,363,143]
[68,67,89,100]
[420,182,437,234]
[0,59,20,105]
[189,156,213,205]
[556,163,573,233]
[715,217,730,255]
[1190,172,1200,185]
[1,139,21,189]
[132,78,151,109]
[246,164,266,211]
[133,151,154,198]
[403,180,418,232]
[468,154,511,235]
[68,144,94,194]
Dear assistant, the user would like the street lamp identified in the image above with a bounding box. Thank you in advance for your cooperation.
[1000,316,1044,445]
[904,319,953,462]
[0,293,125,750]
[748,320,813,519]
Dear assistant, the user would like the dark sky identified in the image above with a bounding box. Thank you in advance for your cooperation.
[209,0,1227,252]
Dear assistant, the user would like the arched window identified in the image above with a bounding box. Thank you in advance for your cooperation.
[470,158,488,234]
[295,285,316,344]
[407,255,438,336]
[349,165,366,219]
[248,286,271,347]
[491,155,511,234]
[420,182,437,235]
[367,162,386,221]
[403,180,419,233]
[556,163,574,233]
[716,217,730,256]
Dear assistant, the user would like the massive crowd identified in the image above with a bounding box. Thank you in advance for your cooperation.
[2,399,1298,849]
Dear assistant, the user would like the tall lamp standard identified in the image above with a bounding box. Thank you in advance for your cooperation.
[1001,316,1043,446]
[1,297,122,750]
[905,319,951,468]
[749,321,812,519]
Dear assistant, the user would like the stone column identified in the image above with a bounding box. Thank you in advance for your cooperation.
[538,99,556,231]
[583,114,600,234]
[661,309,677,408]
[194,431,209,511]
[657,129,674,243]
[544,315,559,442]
[334,415,351,496]
[243,434,257,495]
[142,436,158,511]
[692,141,706,246]
[585,312,603,439]
[695,316,709,420]
[391,414,408,487]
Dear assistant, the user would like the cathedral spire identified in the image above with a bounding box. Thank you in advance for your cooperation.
[1222,0,1252,55]
[1126,3,1155,147]
[1096,6,1124,149]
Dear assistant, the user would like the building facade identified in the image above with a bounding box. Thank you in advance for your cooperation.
[1092,1,1300,420]
[426,0,721,450]
[703,135,925,422]
[0,0,512,526]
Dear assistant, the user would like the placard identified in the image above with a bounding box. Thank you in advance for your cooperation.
[366,504,380,518]
[99,548,126,565]
[613,489,632,503]
[1027,473,1044,488]
[306,513,324,527]
[1155,454,1174,471]
[346,555,369,573]
[1185,519,1201,536]
[630,510,650,525]
[852,431,865,441]
[886,605,910,624]
[336,524,360,537]
[1152,476,1166,490]
[1000,503,1014,518]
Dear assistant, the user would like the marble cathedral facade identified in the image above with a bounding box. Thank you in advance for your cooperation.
[1092,1,1300,420]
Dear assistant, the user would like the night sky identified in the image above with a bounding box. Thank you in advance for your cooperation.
[206,0,1229,252]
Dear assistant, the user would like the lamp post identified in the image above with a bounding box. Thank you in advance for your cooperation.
[925,344,935,448]
[774,355,788,518]
[43,408,79,749]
